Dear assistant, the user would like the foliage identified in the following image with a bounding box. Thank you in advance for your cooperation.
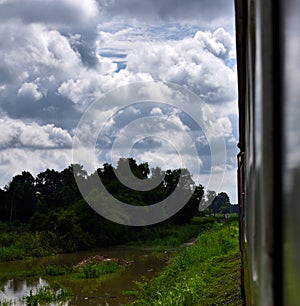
[205,192,238,215]
[24,286,72,305]
[0,299,13,306]
[129,219,242,305]
[0,230,53,261]
[127,220,215,251]
[44,265,69,276]
[73,261,121,279]
[0,158,207,260]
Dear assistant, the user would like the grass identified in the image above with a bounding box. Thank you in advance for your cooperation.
[0,245,25,261]
[0,262,122,305]
[24,286,72,305]
[0,286,72,306]
[0,299,13,306]
[0,261,123,283]
[73,261,122,279]
[126,216,218,251]
[0,216,219,262]
[0,231,54,262]
[127,218,242,305]
[0,215,241,305]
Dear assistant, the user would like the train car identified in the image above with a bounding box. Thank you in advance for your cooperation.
[235,0,300,305]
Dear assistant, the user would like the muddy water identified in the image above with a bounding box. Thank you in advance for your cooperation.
[0,247,169,305]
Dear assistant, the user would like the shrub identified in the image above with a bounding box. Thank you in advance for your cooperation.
[74,261,121,279]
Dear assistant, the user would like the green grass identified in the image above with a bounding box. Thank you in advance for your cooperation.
[126,217,218,251]
[0,299,13,306]
[127,219,242,305]
[0,217,218,262]
[0,231,54,262]
[73,261,122,279]
[0,245,25,261]
[24,286,72,305]
[0,261,122,283]
[0,286,72,306]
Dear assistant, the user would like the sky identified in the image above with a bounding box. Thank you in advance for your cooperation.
[0,0,239,203]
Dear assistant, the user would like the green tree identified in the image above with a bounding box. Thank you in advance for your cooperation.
[6,171,37,223]
[210,192,231,214]
[36,169,63,209]
[0,188,9,222]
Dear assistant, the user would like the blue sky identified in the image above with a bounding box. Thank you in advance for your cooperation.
[0,0,238,203]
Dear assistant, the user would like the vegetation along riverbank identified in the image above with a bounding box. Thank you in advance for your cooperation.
[0,217,241,305]
[0,159,240,305]
[127,218,242,306]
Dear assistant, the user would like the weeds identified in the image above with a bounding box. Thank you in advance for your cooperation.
[127,218,218,251]
[0,231,54,262]
[73,261,121,279]
[24,286,72,305]
[129,219,242,305]
[44,265,69,276]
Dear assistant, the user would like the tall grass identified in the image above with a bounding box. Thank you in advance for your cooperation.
[129,219,241,305]
[25,286,72,305]
[0,231,53,262]
[127,217,217,251]
[0,245,25,261]
[73,261,122,279]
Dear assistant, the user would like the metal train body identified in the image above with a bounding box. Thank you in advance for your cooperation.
[235,0,300,305]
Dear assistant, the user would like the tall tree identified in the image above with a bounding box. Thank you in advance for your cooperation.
[6,171,37,223]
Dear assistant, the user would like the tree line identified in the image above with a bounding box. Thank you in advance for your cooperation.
[0,158,206,252]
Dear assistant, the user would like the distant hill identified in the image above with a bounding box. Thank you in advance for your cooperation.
[204,192,238,215]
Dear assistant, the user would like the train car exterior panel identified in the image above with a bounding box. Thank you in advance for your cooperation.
[235,0,284,305]
[283,0,300,304]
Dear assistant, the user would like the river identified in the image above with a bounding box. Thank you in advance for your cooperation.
[0,246,169,305]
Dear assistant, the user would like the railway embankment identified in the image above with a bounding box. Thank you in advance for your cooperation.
[128,217,242,305]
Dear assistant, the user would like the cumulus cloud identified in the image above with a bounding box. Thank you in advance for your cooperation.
[0,0,238,203]
[57,70,153,110]
[56,26,237,112]
[150,107,163,115]
[0,148,72,187]
[0,0,99,25]
[97,0,235,29]
[17,82,43,101]
[0,20,82,110]
[124,28,236,104]
[0,117,73,149]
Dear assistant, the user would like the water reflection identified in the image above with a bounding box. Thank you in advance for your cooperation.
[0,247,167,306]
[0,278,49,305]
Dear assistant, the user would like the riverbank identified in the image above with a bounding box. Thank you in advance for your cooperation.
[0,246,167,305]
[0,216,220,262]
[127,218,242,305]
[0,216,241,305]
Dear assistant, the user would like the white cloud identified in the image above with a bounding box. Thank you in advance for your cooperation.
[0,117,72,149]
[0,0,238,203]
[0,148,72,187]
[0,21,82,98]
[150,107,163,115]
[122,29,237,103]
[58,70,154,110]
[17,82,43,101]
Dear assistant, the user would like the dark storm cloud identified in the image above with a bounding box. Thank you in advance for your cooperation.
[99,0,234,25]
[2,93,81,130]
[72,39,98,68]
[0,0,99,25]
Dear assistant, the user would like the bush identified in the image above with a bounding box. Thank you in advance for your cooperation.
[74,261,121,279]
[130,220,241,305]
[0,245,25,261]
[25,286,72,305]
